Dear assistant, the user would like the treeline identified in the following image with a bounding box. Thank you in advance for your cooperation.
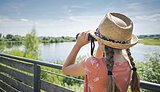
[138,34,160,39]
[0,33,24,42]
[0,33,76,43]
[39,36,76,43]
[1,33,159,43]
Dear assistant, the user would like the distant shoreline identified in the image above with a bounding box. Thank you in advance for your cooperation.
[1,38,160,46]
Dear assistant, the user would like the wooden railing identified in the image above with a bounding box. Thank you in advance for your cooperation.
[0,53,73,92]
[0,53,160,92]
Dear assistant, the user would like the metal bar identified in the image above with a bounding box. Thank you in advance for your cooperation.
[140,80,160,91]
[34,64,41,92]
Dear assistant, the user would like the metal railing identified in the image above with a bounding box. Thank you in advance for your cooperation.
[0,53,160,92]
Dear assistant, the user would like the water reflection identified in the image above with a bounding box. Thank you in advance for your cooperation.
[0,42,5,52]
[2,41,23,49]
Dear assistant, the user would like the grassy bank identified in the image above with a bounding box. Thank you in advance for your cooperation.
[138,39,160,45]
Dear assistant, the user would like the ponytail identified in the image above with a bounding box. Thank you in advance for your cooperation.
[104,46,120,92]
[126,49,140,92]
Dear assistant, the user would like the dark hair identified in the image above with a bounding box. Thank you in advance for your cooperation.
[126,48,140,92]
[104,46,120,92]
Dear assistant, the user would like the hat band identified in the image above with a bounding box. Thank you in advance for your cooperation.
[95,28,131,44]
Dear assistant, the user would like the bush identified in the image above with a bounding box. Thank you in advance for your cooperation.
[137,52,160,83]
[23,28,40,59]
[0,42,5,52]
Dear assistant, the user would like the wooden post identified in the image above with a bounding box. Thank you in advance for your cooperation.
[34,64,41,92]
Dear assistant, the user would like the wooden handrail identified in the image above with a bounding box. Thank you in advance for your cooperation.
[0,53,160,92]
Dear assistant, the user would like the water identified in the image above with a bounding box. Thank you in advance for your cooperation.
[40,42,96,62]
[4,42,160,63]
[40,42,160,62]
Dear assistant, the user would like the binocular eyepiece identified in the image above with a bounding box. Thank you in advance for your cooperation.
[76,33,96,41]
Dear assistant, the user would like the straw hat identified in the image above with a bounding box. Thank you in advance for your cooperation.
[89,12,138,49]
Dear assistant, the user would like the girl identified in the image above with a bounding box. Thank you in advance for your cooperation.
[62,12,140,92]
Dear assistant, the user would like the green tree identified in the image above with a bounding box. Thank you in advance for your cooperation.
[23,27,40,59]
[6,34,13,40]
[0,33,2,38]
[2,35,5,38]
[12,35,22,41]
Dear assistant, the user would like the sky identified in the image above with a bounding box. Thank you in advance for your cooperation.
[0,0,160,37]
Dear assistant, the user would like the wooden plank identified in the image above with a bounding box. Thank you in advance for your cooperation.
[34,64,41,92]
[0,80,19,92]
[0,53,62,70]
[0,56,34,73]
[140,80,160,92]
[0,88,6,92]
[0,73,34,92]
[41,80,73,92]
[0,65,34,87]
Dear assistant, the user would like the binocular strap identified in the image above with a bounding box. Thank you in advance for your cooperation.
[91,39,95,56]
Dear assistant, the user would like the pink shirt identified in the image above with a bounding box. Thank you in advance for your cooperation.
[82,56,132,92]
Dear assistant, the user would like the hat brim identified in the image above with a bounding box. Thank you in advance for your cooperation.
[89,30,138,49]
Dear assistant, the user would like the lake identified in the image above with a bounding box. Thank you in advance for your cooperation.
[5,42,160,63]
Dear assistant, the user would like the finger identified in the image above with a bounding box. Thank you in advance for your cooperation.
[85,32,89,40]
[83,32,86,39]
[82,32,85,36]
[79,32,84,38]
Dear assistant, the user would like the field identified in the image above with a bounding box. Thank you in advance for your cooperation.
[138,39,160,45]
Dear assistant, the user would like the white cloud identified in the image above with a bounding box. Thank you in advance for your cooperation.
[69,16,87,22]
[135,13,160,22]
[127,2,144,10]
[35,15,103,36]
[71,5,86,9]
[0,16,32,24]
[69,15,103,22]
[0,16,35,36]
[19,18,29,22]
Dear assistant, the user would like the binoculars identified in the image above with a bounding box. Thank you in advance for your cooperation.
[76,33,96,56]
[76,33,96,41]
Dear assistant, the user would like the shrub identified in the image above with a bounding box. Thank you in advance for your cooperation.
[137,52,160,83]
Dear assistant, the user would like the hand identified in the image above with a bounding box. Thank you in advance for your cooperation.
[76,31,89,48]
